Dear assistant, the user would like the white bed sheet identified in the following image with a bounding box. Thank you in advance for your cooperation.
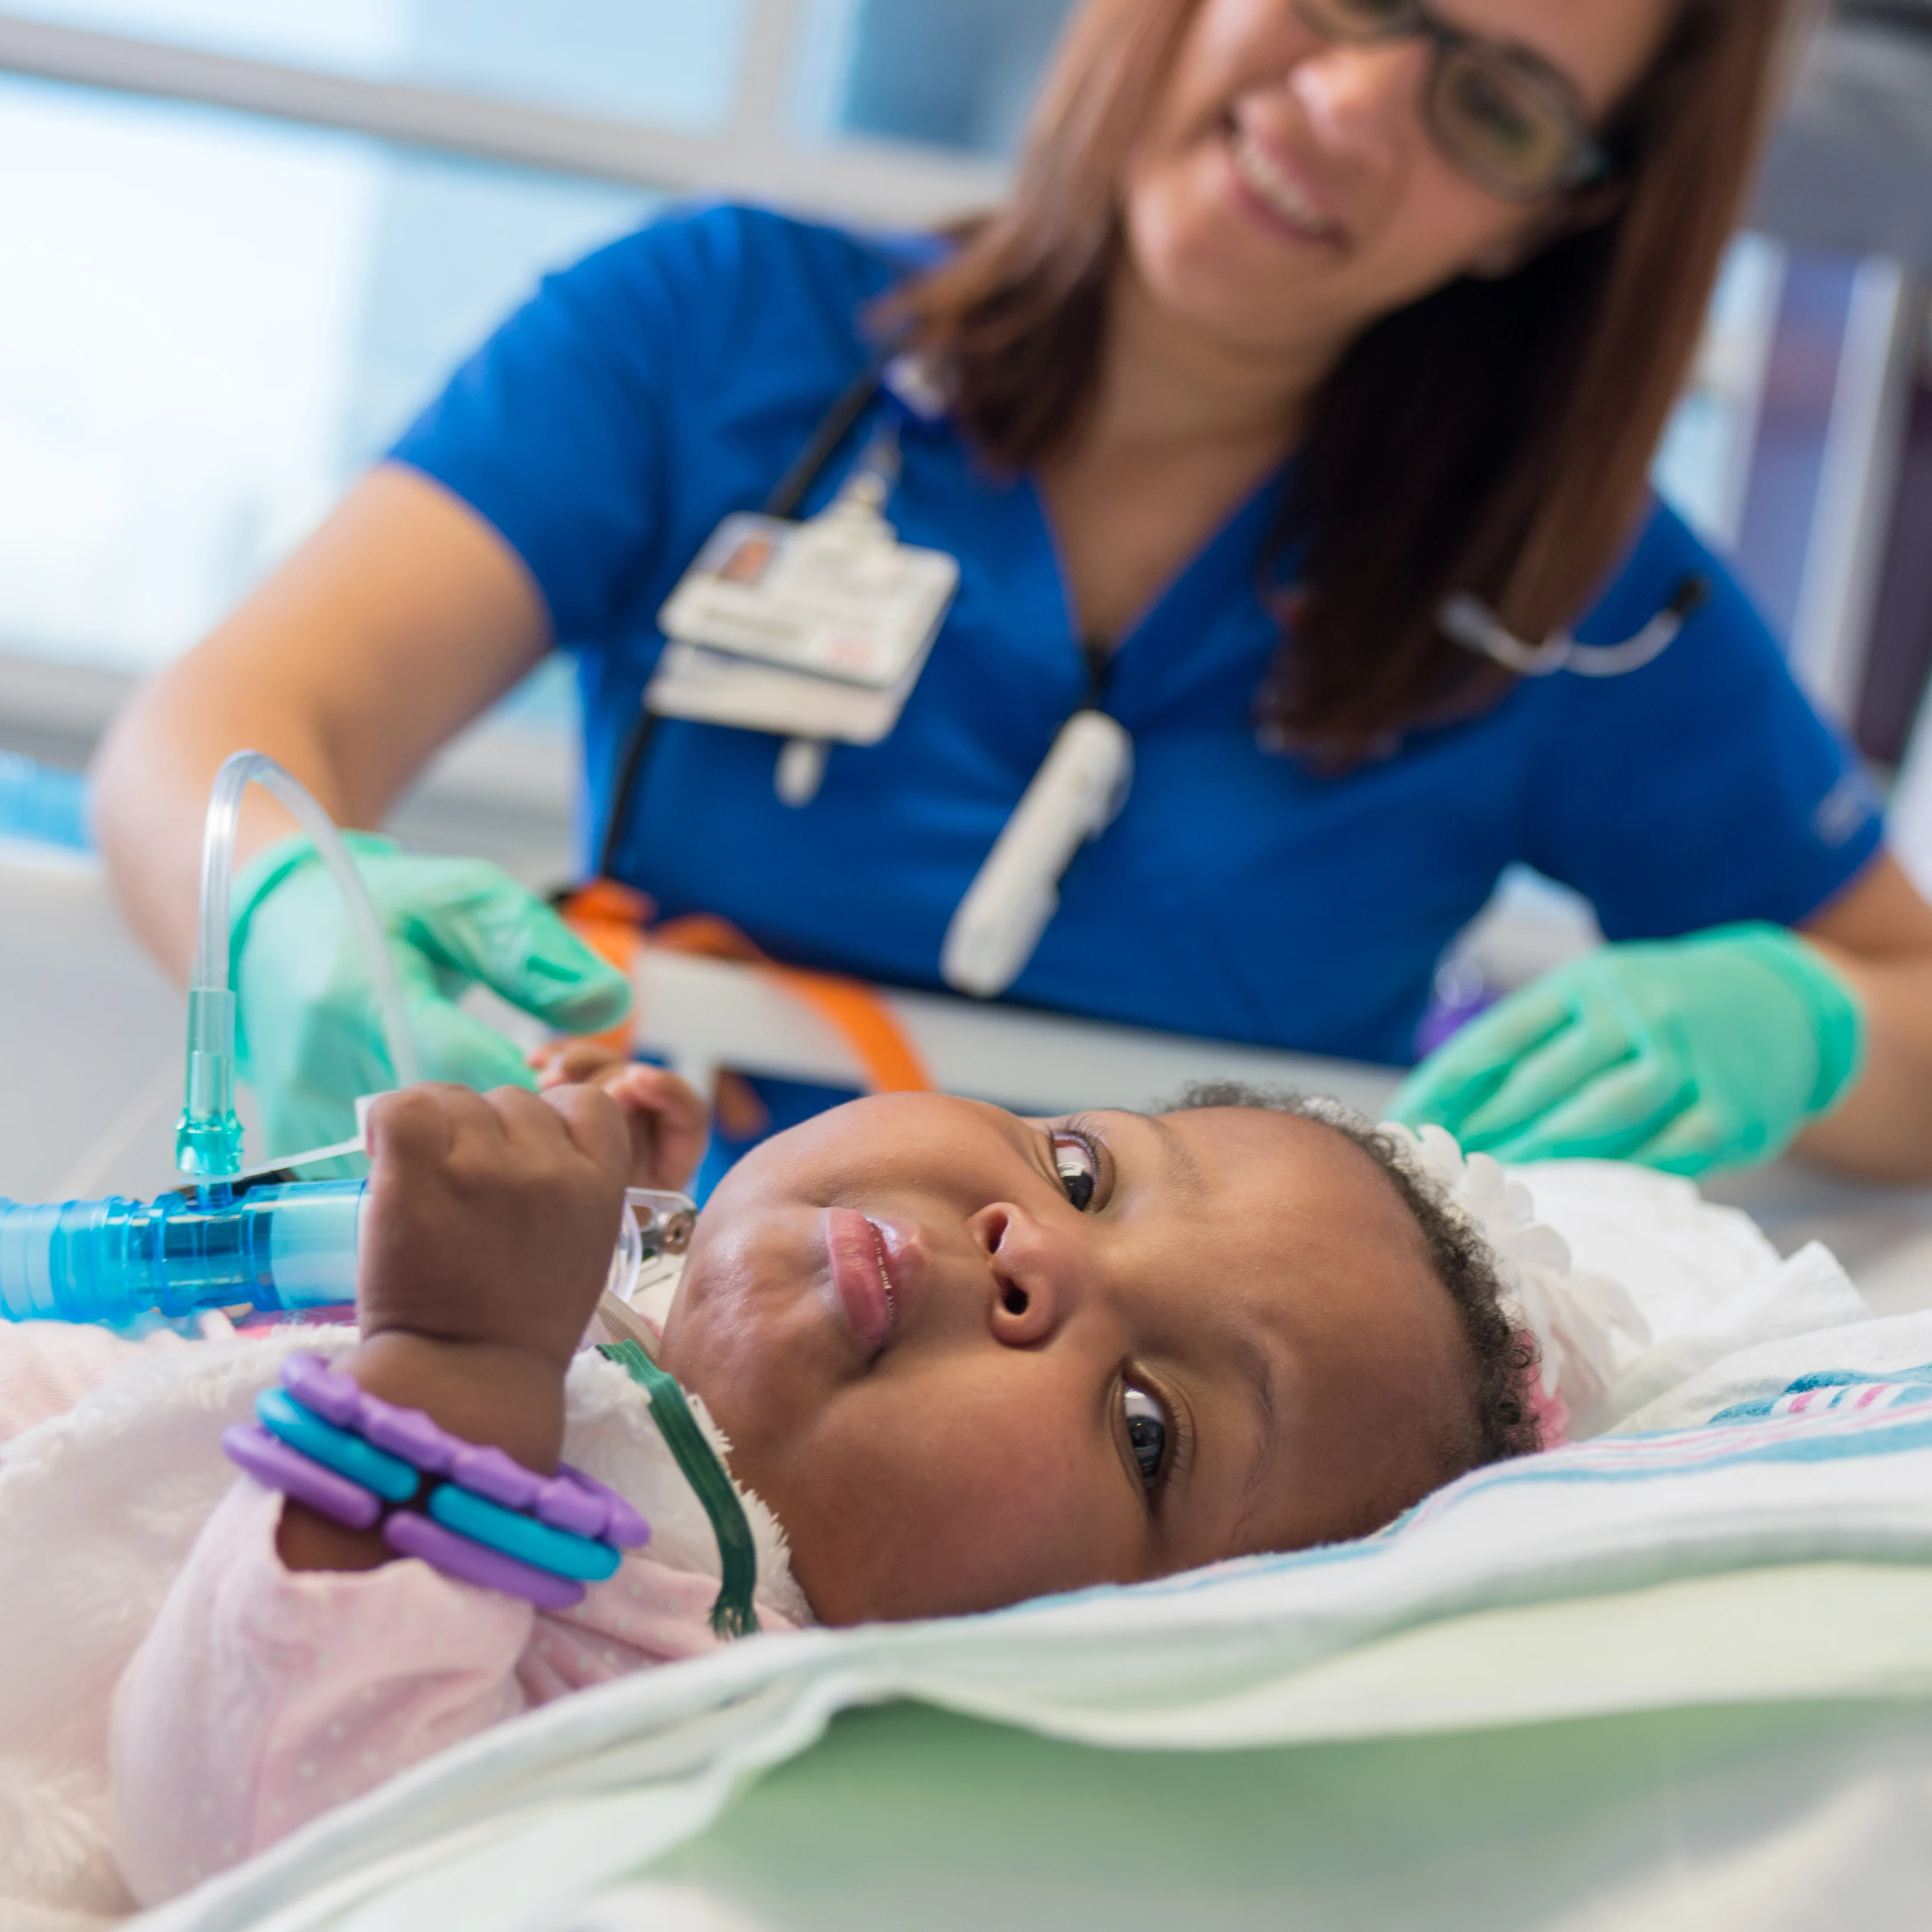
[126,1312,1932,1932]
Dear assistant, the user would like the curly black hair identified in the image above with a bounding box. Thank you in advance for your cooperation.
[1167,1082,1543,1476]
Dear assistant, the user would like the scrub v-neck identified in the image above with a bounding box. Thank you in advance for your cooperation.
[1016,461,1294,723]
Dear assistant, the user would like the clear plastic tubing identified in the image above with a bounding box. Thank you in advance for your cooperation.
[179,750,418,1180]
[1,756,708,1328]
[0,1182,366,1324]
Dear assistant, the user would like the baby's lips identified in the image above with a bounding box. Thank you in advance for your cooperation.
[825,1207,894,1357]
[867,1215,927,1316]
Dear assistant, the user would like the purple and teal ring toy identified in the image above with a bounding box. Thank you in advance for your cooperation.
[222,1421,384,1532]
[281,1352,648,1548]
[428,1482,621,1583]
[254,1386,420,1504]
[383,1508,587,1611]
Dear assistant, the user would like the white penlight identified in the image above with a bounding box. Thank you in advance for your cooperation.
[941,711,1134,1001]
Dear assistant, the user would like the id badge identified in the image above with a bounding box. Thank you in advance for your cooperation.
[650,507,957,745]
[642,638,921,745]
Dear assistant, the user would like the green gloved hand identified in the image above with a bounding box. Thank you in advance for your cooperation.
[231,833,632,1166]
[1390,922,1866,1176]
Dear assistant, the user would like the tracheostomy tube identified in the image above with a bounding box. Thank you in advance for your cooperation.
[0,1187,694,1328]
[177,750,419,1184]
[2,750,418,1325]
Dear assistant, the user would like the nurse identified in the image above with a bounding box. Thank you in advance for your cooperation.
[93,0,1932,1183]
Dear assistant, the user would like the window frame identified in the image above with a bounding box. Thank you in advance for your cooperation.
[0,2,1011,793]
[0,8,1010,226]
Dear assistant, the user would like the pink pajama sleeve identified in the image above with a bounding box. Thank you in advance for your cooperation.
[110,1479,535,1907]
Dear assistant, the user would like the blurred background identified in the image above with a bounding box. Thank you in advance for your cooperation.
[0,0,1930,881]
[1,0,1930,1253]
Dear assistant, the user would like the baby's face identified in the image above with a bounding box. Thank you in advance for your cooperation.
[660,1095,1473,1625]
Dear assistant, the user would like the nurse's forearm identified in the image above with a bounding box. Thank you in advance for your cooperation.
[91,466,552,983]
[93,658,352,982]
[1793,942,1932,1182]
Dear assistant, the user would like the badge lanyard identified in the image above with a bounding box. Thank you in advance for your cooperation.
[646,408,957,796]
[592,353,1131,1007]
[595,350,895,879]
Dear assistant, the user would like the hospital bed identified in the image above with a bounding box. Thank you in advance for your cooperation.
[6,835,1932,1931]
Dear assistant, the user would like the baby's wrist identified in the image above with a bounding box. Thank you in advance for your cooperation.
[342,1332,569,1476]
[271,1334,570,1576]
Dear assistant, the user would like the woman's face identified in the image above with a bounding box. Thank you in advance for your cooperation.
[660,1094,1475,1626]
[1120,0,1674,365]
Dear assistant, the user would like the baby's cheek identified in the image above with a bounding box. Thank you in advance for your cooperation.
[782,1391,1139,1623]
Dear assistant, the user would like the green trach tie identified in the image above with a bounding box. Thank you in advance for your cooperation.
[596,1338,760,1638]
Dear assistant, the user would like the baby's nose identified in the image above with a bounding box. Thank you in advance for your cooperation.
[971,1203,1084,1346]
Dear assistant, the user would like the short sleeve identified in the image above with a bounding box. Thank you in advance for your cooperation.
[388,203,914,660]
[1521,502,1884,940]
[389,204,816,644]
[388,230,681,641]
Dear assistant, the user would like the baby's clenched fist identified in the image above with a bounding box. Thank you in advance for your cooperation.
[356,1082,631,1373]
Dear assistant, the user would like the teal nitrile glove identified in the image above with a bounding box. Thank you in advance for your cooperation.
[1390,922,1867,1176]
[230,833,632,1168]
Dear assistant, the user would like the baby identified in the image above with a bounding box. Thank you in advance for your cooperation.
[101,1062,1537,1901]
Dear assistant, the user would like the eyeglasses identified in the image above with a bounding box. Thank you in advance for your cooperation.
[1291,0,1613,203]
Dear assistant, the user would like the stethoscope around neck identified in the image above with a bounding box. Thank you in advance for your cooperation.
[589,350,1138,1002]
[1439,573,1712,677]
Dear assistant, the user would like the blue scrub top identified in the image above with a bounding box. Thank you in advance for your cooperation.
[391,203,1883,1071]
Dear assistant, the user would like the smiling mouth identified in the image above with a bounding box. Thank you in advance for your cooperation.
[1226,120,1341,244]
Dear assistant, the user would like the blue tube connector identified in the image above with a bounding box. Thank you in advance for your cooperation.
[175,985,245,1182]
[0,1181,365,1326]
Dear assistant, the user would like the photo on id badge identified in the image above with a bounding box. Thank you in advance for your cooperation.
[718,532,776,586]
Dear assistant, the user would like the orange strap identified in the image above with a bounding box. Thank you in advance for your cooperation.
[558,879,654,1059]
[558,885,934,1100]
[652,912,934,1095]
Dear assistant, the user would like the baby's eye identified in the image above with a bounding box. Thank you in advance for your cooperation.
[1122,1384,1169,1485]
[1051,1130,1098,1211]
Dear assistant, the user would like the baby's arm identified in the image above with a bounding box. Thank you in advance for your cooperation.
[111,1479,535,1903]
[274,1081,630,1575]
[112,1082,636,1900]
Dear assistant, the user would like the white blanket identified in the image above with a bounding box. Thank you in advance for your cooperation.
[131,1307,1932,1932]
[0,1160,1904,1931]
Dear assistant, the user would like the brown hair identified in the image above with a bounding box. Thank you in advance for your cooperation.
[886,0,1801,760]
